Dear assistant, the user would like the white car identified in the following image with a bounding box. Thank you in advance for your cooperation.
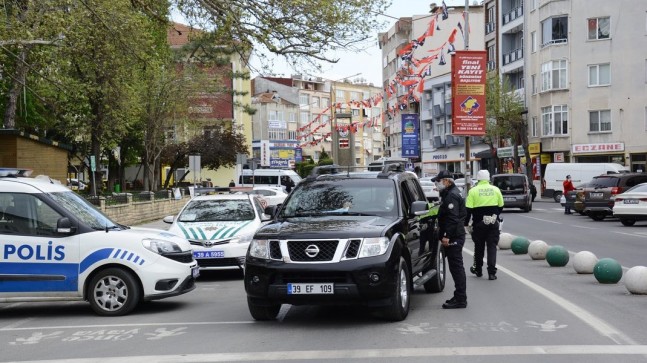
[612,182,647,226]
[251,186,289,206]
[0,168,198,316]
[164,193,271,270]
[419,180,439,202]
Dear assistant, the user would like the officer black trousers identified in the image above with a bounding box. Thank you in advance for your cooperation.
[445,238,467,302]
[472,225,500,275]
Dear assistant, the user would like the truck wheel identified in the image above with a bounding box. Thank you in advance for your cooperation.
[88,268,141,316]
[247,297,280,320]
[553,192,562,203]
[590,212,606,221]
[424,245,446,293]
[379,257,411,321]
[620,219,636,226]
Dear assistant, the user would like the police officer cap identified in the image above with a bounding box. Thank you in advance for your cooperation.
[476,169,490,181]
[431,170,453,182]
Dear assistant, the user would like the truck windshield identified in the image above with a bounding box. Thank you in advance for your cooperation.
[48,191,119,230]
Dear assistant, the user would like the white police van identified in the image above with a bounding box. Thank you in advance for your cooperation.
[0,168,199,316]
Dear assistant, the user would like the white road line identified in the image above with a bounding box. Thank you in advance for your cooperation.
[571,225,598,230]
[0,321,254,332]
[8,345,647,362]
[0,317,35,330]
[518,215,562,224]
[463,247,636,345]
[612,231,647,238]
[276,304,291,322]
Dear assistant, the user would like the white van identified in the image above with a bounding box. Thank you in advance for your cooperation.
[238,169,301,187]
[542,162,629,202]
[367,157,410,172]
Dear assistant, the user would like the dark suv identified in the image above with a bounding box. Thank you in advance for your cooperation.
[244,164,446,321]
[491,173,533,212]
[582,173,647,221]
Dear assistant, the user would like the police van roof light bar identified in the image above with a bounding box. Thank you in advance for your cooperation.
[0,168,33,177]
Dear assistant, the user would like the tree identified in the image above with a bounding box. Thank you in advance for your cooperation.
[159,124,247,188]
[168,0,390,72]
[485,72,529,178]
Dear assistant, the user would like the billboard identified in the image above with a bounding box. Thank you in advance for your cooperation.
[401,114,419,158]
[451,50,487,136]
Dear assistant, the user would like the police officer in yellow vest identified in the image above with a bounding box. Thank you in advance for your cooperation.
[464,169,504,280]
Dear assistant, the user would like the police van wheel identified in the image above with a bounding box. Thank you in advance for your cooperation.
[378,257,411,321]
[424,245,446,293]
[88,268,141,316]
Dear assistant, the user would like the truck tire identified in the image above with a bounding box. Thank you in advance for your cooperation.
[88,268,141,316]
[379,257,411,321]
[424,244,446,293]
[247,297,281,320]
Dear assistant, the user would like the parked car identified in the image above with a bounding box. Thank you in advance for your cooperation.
[491,173,533,212]
[244,164,446,321]
[581,173,647,221]
[612,183,647,226]
[250,186,289,206]
[66,178,87,191]
[453,177,475,198]
[565,182,591,215]
[164,193,272,271]
[418,179,439,202]
[542,162,629,202]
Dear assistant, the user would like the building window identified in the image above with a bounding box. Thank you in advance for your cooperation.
[540,60,567,92]
[322,97,330,108]
[288,112,296,123]
[589,110,611,132]
[268,111,277,121]
[311,97,320,108]
[288,130,297,140]
[531,74,537,94]
[531,31,536,53]
[541,16,568,46]
[336,89,345,100]
[352,109,360,116]
[531,116,538,137]
[164,126,176,143]
[300,111,309,125]
[541,105,568,136]
[299,93,309,105]
[588,17,610,40]
[268,129,286,140]
[588,63,610,86]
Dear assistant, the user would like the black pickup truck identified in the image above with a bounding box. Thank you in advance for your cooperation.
[244,164,445,321]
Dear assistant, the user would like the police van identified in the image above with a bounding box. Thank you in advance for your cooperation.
[238,168,301,187]
[0,168,198,316]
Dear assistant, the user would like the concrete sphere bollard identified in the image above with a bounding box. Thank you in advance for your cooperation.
[624,266,647,295]
[510,236,530,255]
[593,258,623,284]
[573,251,598,274]
[546,245,569,267]
[498,233,515,250]
[528,240,549,260]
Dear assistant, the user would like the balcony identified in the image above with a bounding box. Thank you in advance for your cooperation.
[503,48,523,66]
[487,60,497,71]
[502,6,523,25]
[485,22,495,35]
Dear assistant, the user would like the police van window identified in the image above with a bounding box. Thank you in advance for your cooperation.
[240,175,254,185]
[48,191,118,230]
[255,175,278,185]
[0,193,62,236]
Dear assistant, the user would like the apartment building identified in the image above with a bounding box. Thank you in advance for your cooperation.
[525,0,647,173]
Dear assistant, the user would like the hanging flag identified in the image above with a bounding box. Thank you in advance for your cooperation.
[457,22,464,39]
[462,12,471,33]
[448,42,456,53]
[417,78,425,94]
[439,52,446,66]
[425,18,436,37]
[448,28,458,44]
[442,1,449,20]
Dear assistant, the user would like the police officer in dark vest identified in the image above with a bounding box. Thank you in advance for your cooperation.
[432,170,467,309]
[464,169,504,280]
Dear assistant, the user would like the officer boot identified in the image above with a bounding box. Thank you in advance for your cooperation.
[469,264,482,277]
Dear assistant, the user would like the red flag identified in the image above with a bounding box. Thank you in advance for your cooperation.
[425,18,436,37]
[448,29,458,44]
[417,78,425,94]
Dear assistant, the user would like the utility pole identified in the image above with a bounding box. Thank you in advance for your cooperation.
[463,0,472,192]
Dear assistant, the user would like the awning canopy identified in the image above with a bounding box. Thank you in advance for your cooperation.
[475,149,494,159]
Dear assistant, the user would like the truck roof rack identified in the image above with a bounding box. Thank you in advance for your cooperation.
[377,163,405,178]
[0,168,33,178]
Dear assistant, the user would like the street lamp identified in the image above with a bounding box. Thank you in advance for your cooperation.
[330,73,362,165]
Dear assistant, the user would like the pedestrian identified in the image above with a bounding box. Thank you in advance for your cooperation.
[563,175,575,214]
[464,169,504,281]
[229,179,236,187]
[431,170,467,309]
[282,177,294,193]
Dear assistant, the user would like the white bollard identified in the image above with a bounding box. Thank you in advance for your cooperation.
[498,232,515,250]
[528,240,549,260]
[625,266,647,295]
[572,251,598,274]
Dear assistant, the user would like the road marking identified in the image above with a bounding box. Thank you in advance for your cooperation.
[0,321,254,332]
[612,231,647,238]
[571,225,598,230]
[463,247,636,345]
[8,345,647,362]
[518,215,562,224]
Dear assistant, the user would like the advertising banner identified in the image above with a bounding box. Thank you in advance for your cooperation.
[401,114,420,158]
[451,50,487,136]
[294,147,303,163]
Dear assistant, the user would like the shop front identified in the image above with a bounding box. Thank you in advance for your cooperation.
[422,145,488,177]
[572,142,625,165]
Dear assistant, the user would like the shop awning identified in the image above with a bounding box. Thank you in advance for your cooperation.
[475,149,494,159]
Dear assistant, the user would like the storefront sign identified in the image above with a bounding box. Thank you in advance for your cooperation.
[572,143,624,154]
[540,153,552,164]
[554,152,564,162]
[451,50,487,136]
[497,146,524,158]
[528,143,541,155]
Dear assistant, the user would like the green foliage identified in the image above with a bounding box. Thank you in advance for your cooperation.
[318,158,334,166]
[319,148,330,161]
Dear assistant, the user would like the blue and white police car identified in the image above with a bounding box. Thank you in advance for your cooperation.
[164,193,271,271]
[0,169,199,316]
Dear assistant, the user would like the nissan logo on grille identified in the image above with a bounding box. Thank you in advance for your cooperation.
[304,245,320,258]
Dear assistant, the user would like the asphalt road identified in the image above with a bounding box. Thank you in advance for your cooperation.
[2,198,647,362]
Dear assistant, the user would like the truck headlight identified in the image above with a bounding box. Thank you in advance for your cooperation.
[249,239,270,259]
[142,238,182,254]
[358,237,390,258]
[231,233,254,245]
